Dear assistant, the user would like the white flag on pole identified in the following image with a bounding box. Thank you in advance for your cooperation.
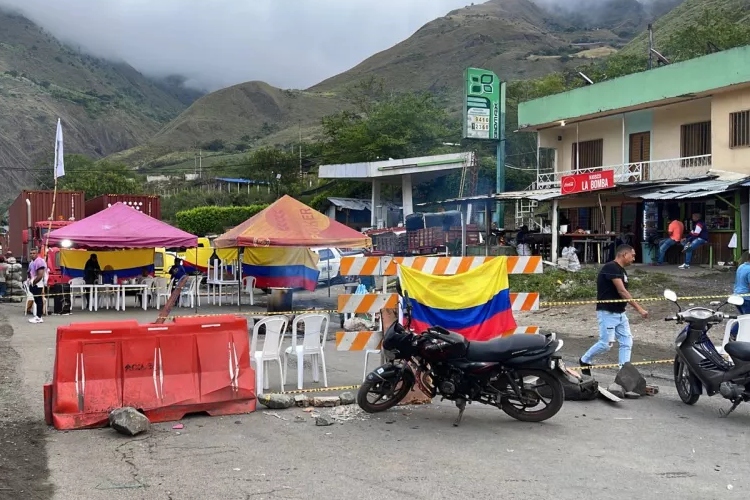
[54,118,65,178]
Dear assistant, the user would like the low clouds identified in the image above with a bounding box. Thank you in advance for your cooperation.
[0,0,479,91]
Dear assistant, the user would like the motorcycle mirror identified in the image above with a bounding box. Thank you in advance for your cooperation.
[727,295,744,306]
[663,289,678,303]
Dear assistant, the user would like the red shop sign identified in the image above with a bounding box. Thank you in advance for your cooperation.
[560,170,615,195]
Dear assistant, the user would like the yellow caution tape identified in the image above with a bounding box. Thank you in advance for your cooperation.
[265,384,362,396]
[568,359,674,371]
[540,293,750,308]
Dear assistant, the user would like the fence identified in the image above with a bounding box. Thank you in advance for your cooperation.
[334,256,544,352]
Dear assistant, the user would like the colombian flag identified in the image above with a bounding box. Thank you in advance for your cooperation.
[398,257,516,341]
[60,249,155,281]
[241,248,320,292]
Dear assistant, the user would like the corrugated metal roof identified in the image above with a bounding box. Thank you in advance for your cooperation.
[215,177,270,185]
[494,189,561,201]
[633,178,747,200]
[327,197,400,211]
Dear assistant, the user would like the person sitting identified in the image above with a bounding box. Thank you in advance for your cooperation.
[679,213,709,269]
[83,254,101,309]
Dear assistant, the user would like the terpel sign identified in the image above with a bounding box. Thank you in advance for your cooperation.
[560,170,615,195]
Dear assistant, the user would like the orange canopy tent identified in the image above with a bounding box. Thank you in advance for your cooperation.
[213,195,372,248]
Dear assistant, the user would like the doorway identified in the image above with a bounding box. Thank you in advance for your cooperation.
[629,132,651,180]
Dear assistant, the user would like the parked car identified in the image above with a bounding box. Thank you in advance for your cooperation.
[311,247,364,284]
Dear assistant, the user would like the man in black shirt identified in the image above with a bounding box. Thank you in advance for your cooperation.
[579,244,648,375]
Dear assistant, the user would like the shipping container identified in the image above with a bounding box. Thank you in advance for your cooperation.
[85,194,161,219]
[8,190,85,260]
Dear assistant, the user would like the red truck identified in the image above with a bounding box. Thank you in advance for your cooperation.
[8,190,85,262]
[85,194,161,219]
[8,191,162,285]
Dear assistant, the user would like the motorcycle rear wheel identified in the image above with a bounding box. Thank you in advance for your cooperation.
[498,369,564,423]
[357,375,413,413]
[674,356,700,405]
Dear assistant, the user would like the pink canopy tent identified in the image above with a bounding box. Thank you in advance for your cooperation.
[47,202,197,249]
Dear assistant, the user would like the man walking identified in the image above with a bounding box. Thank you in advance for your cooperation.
[27,247,47,323]
[679,213,709,269]
[656,215,684,265]
[579,244,648,375]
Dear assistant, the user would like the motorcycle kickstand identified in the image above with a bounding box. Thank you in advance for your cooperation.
[453,398,466,427]
[719,398,742,418]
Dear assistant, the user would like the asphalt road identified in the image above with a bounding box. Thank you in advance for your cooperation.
[1,301,749,500]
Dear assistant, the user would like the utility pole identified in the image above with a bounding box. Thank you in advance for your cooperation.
[299,121,303,178]
[199,149,202,178]
[495,82,507,226]
[648,24,654,70]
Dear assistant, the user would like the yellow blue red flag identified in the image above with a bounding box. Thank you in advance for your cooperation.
[60,249,155,280]
[242,248,320,291]
[398,257,517,341]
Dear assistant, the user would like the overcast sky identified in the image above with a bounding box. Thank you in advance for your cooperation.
[0,0,482,91]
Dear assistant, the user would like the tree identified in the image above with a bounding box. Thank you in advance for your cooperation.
[663,8,750,62]
[320,92,455,164]
[50,155,145,200]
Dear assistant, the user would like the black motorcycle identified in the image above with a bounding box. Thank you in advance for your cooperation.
[664,288,750,417]
[357,292,566,426]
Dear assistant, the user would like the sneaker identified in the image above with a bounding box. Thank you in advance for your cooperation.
[678,263,690,269]
[28,317,43,324]
[579,357,592,377]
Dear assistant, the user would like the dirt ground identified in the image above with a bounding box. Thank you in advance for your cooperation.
[0,313,53,499]
[515,264,738,350]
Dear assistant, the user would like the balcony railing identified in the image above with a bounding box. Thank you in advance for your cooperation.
[536,155,712,189]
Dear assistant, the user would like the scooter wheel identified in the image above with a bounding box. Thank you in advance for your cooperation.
[674,356,700,405]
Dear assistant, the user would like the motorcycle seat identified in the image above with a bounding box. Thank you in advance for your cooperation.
[466,335,549,362]
[725,341,750,362]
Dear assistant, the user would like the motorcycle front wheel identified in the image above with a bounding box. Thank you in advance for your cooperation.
[357,372,413,413]
[498,369,564,422]
[674,356,700,405]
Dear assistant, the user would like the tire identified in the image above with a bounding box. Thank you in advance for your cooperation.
[357,375,413,413]
[674,356,700,405]
[499,369,565,423]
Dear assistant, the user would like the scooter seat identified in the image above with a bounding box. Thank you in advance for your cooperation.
[725,341,750,362]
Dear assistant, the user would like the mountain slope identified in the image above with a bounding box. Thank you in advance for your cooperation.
[0,9,200,205]
[114,0,656,171]
[620,0,750,54]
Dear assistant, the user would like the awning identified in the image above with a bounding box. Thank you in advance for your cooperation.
[494,189,561,201]
[628,178,748,200]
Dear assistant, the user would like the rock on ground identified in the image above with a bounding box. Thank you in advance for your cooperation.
[606,383,625,399]
[294,394,310,407]
[339,392,356,405]
[615,363,648,395]
[109,407,150,436]
[315,416,335,426]
[258,394,295,409]
[312,396,340,407]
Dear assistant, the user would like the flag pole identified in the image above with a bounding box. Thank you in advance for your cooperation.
[44,119,64,258]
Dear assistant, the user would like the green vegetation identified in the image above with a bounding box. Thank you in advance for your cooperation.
[509,268,673,302]
[175,205,268,235]
[38,154,146,200]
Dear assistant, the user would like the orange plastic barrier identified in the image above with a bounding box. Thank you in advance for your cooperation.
[44,315,256,430]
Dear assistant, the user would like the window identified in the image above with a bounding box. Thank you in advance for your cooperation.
[730,110,750,148]
[680,121,711,157]
[571,139,603,170]
[317,249,334,261]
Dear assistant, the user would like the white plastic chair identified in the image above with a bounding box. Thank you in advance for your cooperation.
[22,282,36,316]
[154,277,172,308]
[720,315,750,355]
[251,316,288,395]
[243,276,256,306]
[179,275,200,308]
[283,313,330,390]
[68,277,87,310]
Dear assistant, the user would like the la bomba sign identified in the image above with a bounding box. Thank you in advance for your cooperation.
[560,170,615,195]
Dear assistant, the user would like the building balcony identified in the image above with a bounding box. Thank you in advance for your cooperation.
[536,155,712,189]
